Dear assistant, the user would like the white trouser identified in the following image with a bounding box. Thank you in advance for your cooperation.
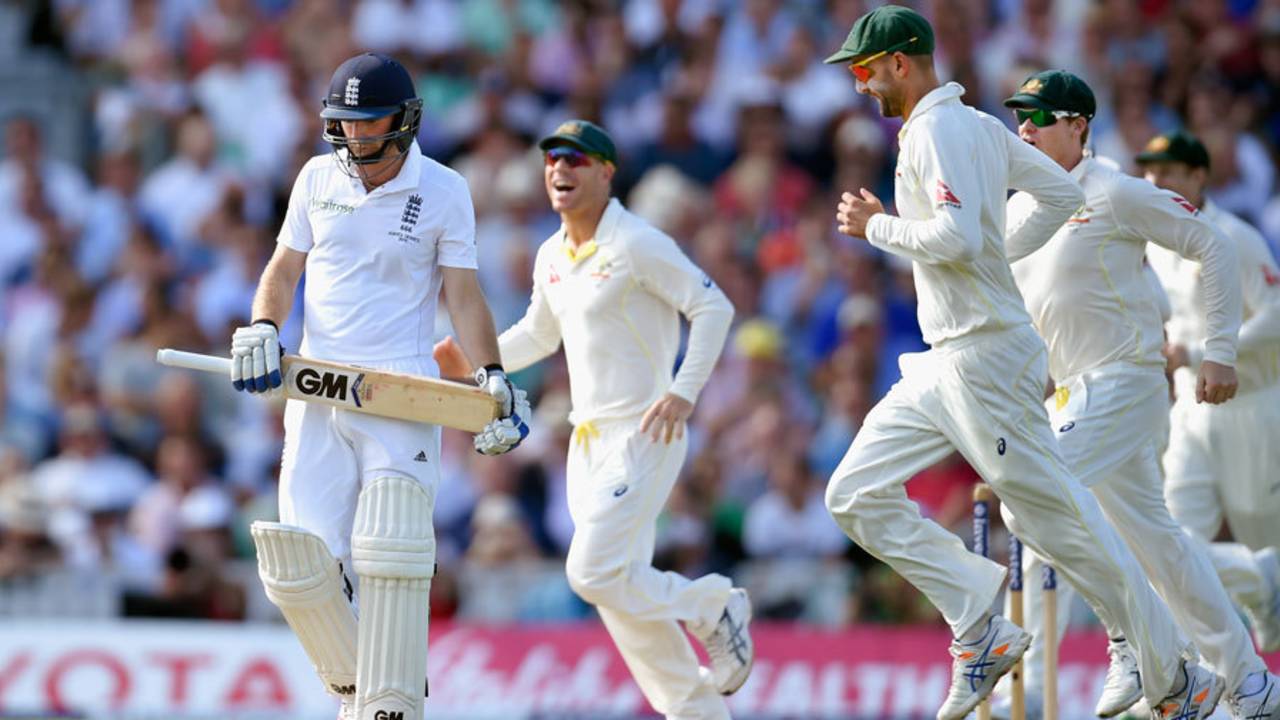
[565,415,732,720]
[279,355,442,573]
[1014,364,1263,693]
[1164,383,1280,606]
[825,325,1191,703]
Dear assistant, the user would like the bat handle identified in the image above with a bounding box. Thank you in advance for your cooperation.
[156,348,233,376]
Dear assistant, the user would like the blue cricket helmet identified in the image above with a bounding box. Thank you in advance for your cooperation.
[320,53,423,173]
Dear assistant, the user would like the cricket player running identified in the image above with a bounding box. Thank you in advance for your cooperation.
[997,72,1280,720]
[823,8,1221,720]
[1138,130,1280,654]
[435,120,750,719]
[230,53,531,720]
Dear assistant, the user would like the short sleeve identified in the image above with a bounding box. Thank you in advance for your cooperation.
[437,174,478,269]
[277,166,314,253]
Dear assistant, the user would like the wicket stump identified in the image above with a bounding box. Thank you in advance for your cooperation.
[972,485,1058,720]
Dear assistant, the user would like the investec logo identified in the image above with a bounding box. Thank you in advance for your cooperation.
[293,367,365,408]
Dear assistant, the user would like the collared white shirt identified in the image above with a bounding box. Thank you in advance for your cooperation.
[277,145,477,364]
[1148,200,1279,395]
[865,82,1084,347]
[499,198,733,425]
[1010,157,1241,383]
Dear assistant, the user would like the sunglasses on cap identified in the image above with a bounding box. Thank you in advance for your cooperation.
[1014,108,1082,128]
[847,36,919,83]
[544,146,601,168]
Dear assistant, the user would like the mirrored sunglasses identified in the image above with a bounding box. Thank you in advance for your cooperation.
[544,146,595,168]
[1014,108,1081,128]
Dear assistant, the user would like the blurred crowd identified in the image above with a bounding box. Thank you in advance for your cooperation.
[1,0,1277,628]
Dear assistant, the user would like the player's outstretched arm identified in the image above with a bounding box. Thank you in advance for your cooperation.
[231,244,306,394]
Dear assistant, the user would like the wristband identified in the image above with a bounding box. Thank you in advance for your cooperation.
[475,364,506,387]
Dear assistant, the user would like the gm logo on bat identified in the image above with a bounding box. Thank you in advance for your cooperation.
[294,367,365,408]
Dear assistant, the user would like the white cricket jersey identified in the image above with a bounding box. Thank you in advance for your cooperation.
[276,146,478,364]
[1148,200,1280,395]
[865,83,1085,347]
[1010,157,1242,382]
[499,198,734,425]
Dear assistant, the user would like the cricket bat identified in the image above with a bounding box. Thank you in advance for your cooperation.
[156,349,499,433]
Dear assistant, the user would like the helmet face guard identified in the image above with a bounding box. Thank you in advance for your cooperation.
[320,98,423,178]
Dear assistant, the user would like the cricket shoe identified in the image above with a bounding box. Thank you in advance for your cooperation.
[1096,639,1144,717]
[1244,548,1280,653]
[1151,661,1224,720]
[936,615,1032,720]
[1225,671,1280,720]
[693,588,754,695]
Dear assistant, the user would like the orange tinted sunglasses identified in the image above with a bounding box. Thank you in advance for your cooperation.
[847,36,919,83]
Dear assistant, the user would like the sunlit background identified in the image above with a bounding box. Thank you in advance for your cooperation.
[1,0,1279,717]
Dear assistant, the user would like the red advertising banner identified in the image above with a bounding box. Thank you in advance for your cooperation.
[0,621,1275,719]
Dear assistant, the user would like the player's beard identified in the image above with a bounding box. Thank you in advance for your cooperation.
[871,84,905,118]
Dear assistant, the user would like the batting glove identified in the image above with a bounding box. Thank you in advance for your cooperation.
[474,365,531,455]
[474,389,531,455]
[230,320,283,394]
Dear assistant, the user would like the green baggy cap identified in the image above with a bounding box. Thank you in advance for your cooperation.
[1134,130,1210,169]
[824,5,935,65]
[1003,69,1097,119]
[537,119,618,165]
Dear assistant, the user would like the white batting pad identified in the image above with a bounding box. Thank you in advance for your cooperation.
[251,522,358,699]
[351,476,435,720]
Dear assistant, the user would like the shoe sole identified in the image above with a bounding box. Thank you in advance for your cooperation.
[1095,684,1144,718]
[937,630,1033,720]
[719,591,755,696]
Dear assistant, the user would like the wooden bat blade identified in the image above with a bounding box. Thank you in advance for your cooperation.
[287,356,499,433]
[156,349,499,433]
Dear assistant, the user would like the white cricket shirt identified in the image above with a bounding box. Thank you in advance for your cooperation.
[865,83,1085,347]
[276,146,478,364]
[1011,157,1241,382]
[1148,200,1279,395]
[499,198,734,425]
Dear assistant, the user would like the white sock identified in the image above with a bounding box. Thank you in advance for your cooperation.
[960,612,995,644]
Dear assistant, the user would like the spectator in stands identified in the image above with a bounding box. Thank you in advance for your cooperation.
[129,483,245,620]
[743,450,847,559]
[137,112,229,270]
[0,478,60,579]
[1187,74,1276,224]
[28,405,150,561]
[0,115,90,232]
[130,434,220,557]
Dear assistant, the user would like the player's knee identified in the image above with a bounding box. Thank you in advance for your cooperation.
[564,551,625,607]
[352,475,436,580]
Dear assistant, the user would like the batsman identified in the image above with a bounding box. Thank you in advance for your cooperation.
[230,53,531,720]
